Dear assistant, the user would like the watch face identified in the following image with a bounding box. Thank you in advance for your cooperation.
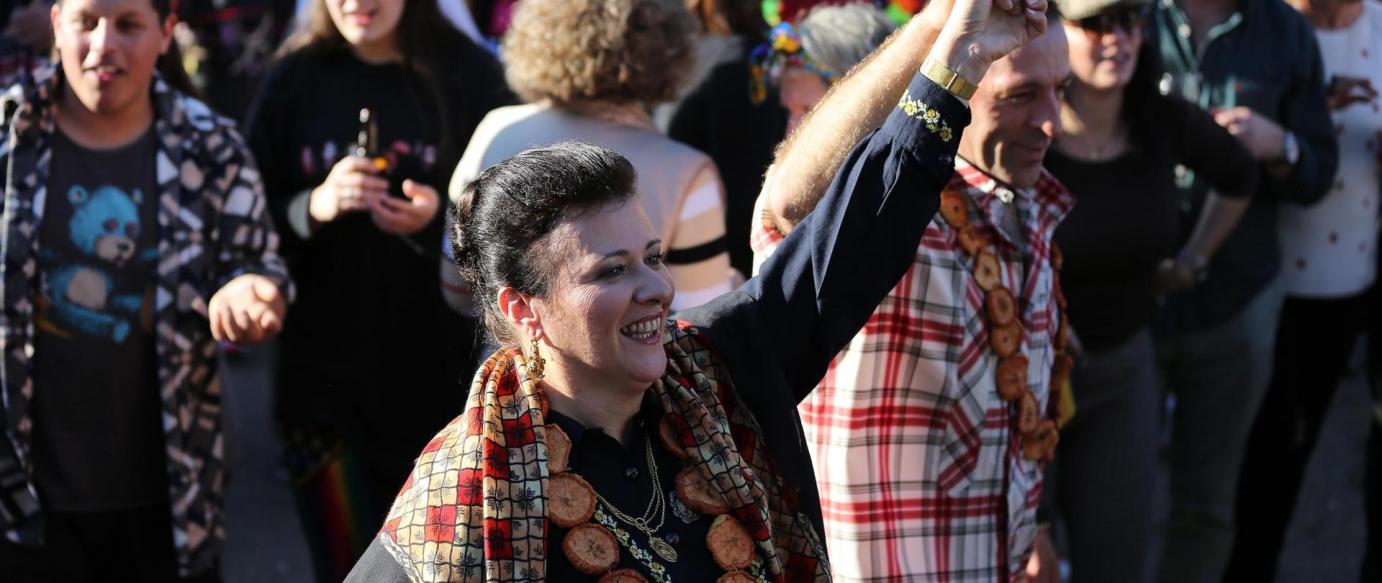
[1284,132,1300,165]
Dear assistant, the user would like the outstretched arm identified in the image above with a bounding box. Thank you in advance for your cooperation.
[762,9,946,235]
[687,0,1050,403]
[762,0,1044,234]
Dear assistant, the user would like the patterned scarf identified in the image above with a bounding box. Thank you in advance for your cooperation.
[376,320,830,582]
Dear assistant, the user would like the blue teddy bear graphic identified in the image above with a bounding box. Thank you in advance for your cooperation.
[43,185,157,343]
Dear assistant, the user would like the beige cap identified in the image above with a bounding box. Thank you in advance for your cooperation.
[1056,0,1152,22]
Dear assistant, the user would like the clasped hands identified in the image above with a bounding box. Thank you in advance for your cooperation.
[309,155,440,236]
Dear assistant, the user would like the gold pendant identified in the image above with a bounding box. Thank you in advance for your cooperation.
[649,536,679,562]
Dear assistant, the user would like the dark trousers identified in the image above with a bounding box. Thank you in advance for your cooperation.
[1365,278,1382,582]
[1044,329,1160,583]
[1224,292,1370,582]
[1364,414,1381,582]
[0,505,221,582]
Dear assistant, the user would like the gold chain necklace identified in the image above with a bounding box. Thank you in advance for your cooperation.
[594,437,678,562]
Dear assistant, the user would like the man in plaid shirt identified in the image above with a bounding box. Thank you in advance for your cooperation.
[751,4,1073,581]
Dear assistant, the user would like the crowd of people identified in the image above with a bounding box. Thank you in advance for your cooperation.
[0,0,1377,581]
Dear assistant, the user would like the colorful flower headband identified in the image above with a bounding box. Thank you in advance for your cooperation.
[748,22,839,104]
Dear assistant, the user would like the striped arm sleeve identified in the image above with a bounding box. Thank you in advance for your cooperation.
[667,164,736,311]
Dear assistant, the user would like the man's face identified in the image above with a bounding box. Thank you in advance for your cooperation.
[51,0,172,116]
[958,25,1072,188]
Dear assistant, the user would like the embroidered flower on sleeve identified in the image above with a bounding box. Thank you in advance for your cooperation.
[898,89,954,143]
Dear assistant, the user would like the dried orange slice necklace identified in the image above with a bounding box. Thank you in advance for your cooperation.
[545,413,763,580]
[940,187,1071,461]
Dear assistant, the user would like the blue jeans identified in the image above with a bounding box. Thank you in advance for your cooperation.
[1154,279,1285,583]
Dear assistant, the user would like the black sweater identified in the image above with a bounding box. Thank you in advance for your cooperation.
[1047,92,1258,350]
[244,44,513,476]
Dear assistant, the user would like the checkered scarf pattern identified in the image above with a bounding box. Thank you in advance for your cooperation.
[376,320,831,582]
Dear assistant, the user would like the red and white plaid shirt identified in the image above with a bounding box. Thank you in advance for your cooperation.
[752,158,1074,582]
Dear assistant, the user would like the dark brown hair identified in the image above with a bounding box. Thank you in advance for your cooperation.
[54,0,197,96]
[451,142,638,345]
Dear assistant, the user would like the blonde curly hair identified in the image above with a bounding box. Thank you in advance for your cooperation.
[502,0,696,106]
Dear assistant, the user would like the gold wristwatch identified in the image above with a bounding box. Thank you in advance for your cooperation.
[921,58,979,101]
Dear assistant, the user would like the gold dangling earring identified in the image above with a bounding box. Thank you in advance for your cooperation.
[526,336,545,381]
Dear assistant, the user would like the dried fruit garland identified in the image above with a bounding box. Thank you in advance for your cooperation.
[939,189,1070,462]
[543,422,765,583]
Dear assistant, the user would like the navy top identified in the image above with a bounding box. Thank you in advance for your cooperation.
[346,72,968,582]
[539,397,721,582]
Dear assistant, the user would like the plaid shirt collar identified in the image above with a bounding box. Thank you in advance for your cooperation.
[953,156,1076,249]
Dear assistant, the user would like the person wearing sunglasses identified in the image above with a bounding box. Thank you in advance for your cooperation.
[1146,0,1337,579]
[1041,0,1256,580]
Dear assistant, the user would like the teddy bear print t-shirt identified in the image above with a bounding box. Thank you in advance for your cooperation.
[31,127,165,511]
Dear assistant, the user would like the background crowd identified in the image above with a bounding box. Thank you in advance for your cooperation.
[0,0,1378,581]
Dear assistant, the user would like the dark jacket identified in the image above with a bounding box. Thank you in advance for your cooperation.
[1150,0,1338,331]
[0,66,293,576]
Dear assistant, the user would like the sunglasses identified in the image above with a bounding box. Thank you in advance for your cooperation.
[1072,5,1151,35]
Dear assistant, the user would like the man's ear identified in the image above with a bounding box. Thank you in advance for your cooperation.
[158,14,176,55]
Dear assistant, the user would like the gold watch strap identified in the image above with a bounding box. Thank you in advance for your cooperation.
[921,58,978,101]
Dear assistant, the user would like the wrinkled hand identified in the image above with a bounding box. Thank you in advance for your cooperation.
[369,179,440,236]
[1213,107,1287,161]
[209,274,286,344]
[309,156,388,224]
[1327,76,1377,111]
[933,0,1049,82]
[4,2,53,52]
[1024,526,1060,583]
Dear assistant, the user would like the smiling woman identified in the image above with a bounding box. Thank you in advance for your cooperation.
[348,67,966,582]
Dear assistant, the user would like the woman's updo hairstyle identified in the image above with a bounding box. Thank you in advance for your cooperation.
[451,142,638,345]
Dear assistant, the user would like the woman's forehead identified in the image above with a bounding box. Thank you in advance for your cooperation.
[552,200,658,255]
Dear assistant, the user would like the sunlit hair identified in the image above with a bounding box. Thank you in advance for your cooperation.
[502,0,696,107]
[796,3,894,81]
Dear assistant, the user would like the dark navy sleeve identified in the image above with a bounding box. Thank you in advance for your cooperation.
[681,73,968,404]
[344,539,412,583]
[1264,17,1337,206]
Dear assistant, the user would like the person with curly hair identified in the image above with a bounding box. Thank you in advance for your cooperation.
[441,0,738,317]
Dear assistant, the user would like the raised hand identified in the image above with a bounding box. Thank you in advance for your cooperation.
[930,0,1049,85]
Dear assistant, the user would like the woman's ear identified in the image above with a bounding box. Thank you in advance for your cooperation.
[496,286,542,341]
